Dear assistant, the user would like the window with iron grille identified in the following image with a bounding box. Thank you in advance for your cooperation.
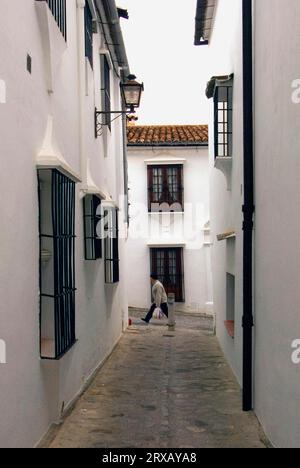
[214,82,233,158]
[104,208,119,284]
[83,195,102,260]
[150,248,185,302]
[147,165,184,212]
[85,2,93,68]
[44,0,67,40]
[101,55,111,130]
[38,169,76,360]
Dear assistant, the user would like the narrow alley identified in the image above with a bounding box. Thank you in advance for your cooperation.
[41,312,267,449]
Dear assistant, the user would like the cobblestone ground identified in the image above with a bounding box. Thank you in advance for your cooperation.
[43,311,267,448]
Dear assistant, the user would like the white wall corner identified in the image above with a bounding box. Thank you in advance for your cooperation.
[80,159,107,199]
[35,1,67,93]
[36,115,81,182]
[77,0,85,8]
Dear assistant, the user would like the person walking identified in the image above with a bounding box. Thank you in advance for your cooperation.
[142,274,169,324]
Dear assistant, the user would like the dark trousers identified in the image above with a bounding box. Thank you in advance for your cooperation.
[145,303,169,323]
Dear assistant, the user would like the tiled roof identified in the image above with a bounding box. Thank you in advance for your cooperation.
[127,125,208,147]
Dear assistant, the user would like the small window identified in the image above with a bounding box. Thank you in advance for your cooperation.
[101,55,111,129]
[148,165,184,212]
[214,81,233,158]
[225,273,235,339]
[27,54,32,74]
[38,169,76,360]
[83,195,102,260]
[46,0,67,40]
[104,208,119,284]
[85,2,93,68]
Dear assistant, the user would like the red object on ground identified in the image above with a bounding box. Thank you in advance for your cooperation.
[128,318,132,326]
[224,321,235,339]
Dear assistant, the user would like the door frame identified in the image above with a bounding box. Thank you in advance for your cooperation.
[150,247,185,303]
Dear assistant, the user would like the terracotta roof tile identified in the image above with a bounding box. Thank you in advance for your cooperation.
[127,125,208,146]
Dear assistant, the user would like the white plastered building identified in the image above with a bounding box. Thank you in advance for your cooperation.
[0,0,133,447]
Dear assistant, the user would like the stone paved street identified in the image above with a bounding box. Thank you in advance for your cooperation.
[43,312,267,448]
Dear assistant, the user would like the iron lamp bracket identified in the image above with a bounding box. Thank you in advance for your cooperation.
[95,107,135,138]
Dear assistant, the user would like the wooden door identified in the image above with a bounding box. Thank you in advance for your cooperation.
[151,248,184,302]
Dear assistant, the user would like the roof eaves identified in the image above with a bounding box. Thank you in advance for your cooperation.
[194,0,217,46]
[127,142,208,148]
[206,73,234,99]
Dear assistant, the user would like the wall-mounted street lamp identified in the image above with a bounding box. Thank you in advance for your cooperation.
[95,75,144,138]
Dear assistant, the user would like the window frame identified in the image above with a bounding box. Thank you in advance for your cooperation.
[100,54,112,130]
[104,208,120,284]
[38,169,76,360]
[85,2,94,69]
[214,80,233,158]
[150,248,185,303]
[147,165,184,213]
[83,195,102,261]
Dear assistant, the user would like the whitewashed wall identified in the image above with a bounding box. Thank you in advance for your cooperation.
[0,0,128,447]
[203,0,244,384]
[253,0,300,449]
[204,0,300,448]
[126,145,211,313]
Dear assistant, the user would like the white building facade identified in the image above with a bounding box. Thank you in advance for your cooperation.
[0,0,133,447]
[195,0,300,448]
[126,125,213,314]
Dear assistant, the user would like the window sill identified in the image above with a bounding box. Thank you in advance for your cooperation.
[224,320,235,339]
[148,211,185,215]
[41,339,55,359]
[40,339,77,360]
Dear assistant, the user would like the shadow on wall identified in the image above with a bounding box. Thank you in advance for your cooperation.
[84,261,103,300]
[40,360,60,424]
[104,283,119,319]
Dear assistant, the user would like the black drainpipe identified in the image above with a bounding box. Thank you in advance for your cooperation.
[242,0,255,412]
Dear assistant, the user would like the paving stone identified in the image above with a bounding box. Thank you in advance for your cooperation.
[43,311,267,449]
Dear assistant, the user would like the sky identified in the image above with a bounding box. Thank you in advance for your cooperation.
[119,0,211,125]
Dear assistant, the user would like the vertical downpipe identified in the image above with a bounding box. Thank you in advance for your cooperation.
[242,0,255,412]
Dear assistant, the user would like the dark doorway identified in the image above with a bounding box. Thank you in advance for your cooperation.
[150,248,185,302]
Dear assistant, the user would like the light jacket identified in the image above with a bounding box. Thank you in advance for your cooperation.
[152,280,168,308]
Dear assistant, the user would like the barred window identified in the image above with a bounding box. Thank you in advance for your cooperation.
[214,82,233,158]
[101,55,111,130]
[45,0,67,40]
[85,2,93,68]
[150,248,185,302]
[83,195,102,260]
[148,165,184,212]
[104,208,119,284]
[38,169,76,360]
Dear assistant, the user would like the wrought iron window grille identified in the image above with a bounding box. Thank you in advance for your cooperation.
[100,55,112,131]
[104,209,120,284]
[42,0,67,40]
[147,165,184,213]
[83,195,102,261]
[38,169,76,360]
[150,248,185,303]
[85,2,94,68]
